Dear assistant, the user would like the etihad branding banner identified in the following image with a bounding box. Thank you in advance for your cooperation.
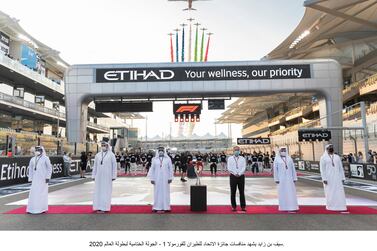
[237,138,271,145]
[96,64,311,83]
[298,129,331,142]
[0,156,64,187]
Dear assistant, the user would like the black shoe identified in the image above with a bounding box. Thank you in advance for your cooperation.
[232,208,237,212]
[164,210,171,213]
[241,208,247,212]
[181,178,187,182]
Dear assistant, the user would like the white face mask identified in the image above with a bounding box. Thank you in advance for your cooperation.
[280,151,286,157]
[34,151,41,156]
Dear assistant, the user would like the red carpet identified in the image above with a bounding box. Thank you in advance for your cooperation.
[4,205,377,215]
[118,171,305,178]
[117,171,294,178]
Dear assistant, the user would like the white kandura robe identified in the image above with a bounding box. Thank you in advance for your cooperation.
[147,156,174,210]
[273,156,299,211]
[27,154,52,214]
[320,153,347,211]
[92,151,117,211]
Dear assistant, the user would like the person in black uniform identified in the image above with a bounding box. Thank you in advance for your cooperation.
[130,153,137,175]
[115,152,121,170]
[270,151,276,173]
[246,153,252,171]
[196,152,203,170]
[120,152,126,172]
[140,153,147,173]
[174,153,182,173]
[187,152,193,164]
[179,152,189,182]
[264,152,270,169]
[80,151,87,178]
[125,154,131,174]
[251,152,259,174]
[146,151,154,174]
[271,151,276,162]
[220,152,227,173]
[257,151,264,172]
[209,153,218,176]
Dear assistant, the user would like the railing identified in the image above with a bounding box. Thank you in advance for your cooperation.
[0,92,109,132]
[268,114,285,125]
[0,92,65,118]
[359,73,377,95]
[343,82,360,101]
[343,106,361,121]
[0,53,64,94]
[87,121,109,132]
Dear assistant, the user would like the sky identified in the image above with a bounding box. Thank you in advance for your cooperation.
[1,0,305,139]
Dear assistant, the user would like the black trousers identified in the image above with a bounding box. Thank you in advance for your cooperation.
[174,162,181,172]
[210,163,217,174]
[230,174,246,208]
[251,163,259,173]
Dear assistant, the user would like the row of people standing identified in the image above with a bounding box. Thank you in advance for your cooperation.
[344,150,377,164]
[228,145,347,212]
[114,152,154,175]
[26,142,347,214]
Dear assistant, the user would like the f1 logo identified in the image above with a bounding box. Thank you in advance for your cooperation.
[176,105,200,113]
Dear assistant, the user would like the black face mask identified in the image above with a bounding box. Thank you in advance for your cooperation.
[328,148,334,153]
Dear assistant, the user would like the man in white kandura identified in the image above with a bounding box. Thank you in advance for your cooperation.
[27,146,52,214]
[92,141,117,213]
[273,147,299,212]
[320,144,347,211]
[148,146,174,213]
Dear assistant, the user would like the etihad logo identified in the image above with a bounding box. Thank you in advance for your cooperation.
[302,132,330,138]
[237,138,271,145]
[176,105,200,113]
[103,69,175,81]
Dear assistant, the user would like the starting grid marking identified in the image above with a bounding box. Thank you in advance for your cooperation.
[0,176,84,198]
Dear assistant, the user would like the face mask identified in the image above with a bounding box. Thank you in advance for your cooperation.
[35,151,41,156]
[159,151,164,157]
[101,146,107,152]
[328,148,334,154]
[280,152,286,157]
[234,150,240,156]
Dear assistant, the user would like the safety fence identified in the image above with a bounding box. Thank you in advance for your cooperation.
[294,160,377,182]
